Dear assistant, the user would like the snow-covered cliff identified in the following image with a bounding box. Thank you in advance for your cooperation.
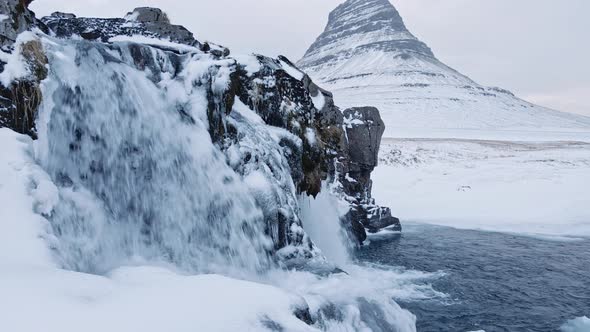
[1,3,401,272]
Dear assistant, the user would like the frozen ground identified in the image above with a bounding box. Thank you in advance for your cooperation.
[373,137,590,240]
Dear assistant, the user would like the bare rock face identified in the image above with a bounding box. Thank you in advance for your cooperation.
[344,107,384,171]
[126,7,170,24]
[48,12,76,19]
[0,0,37,48]
[339,107,401,240]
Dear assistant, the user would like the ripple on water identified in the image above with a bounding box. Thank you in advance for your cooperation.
[357,224,590,332]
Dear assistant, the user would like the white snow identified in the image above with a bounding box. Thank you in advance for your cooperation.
[279,58,305,81]
[0,31,40,87]
[311,91,325,110]
[123,11,139,21]
[0,14,10,22]
[233,54,262,77]
[108,35,201,53]
[0,264,318,332]
[343,112,365,128]
[561,317,590,332]
[233,98,265,124]
[0,128,55,268]
[305,127,317,146]
[373,138,590,240]
[345,173,357,183]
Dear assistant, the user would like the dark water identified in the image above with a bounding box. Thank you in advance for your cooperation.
[356,224,590,332]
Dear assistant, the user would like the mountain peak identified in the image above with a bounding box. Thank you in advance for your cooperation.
[298,0,590,137]
[299,0,434,69]
[328,0,407,33]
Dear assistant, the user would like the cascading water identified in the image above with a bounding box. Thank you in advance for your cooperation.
[299,183,352,267]
[35,39,272,274]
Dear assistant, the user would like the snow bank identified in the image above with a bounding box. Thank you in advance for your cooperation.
[0,128,55,268]
[0,264,315,332]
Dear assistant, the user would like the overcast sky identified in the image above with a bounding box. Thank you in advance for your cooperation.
[31,0,590,117]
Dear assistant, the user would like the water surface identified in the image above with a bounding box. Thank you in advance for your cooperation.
[357,224,590,332]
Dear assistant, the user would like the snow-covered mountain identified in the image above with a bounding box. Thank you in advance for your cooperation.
[298,0,590,139]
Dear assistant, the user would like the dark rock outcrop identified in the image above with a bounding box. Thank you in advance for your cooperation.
[0,0,38,48]
[126,7,170,24]
[234,55,399,242]
[0,0,47,138]
[48,12,76,20]
[344,107,384,171]
[41,8,199,49]
[339,107,401,239]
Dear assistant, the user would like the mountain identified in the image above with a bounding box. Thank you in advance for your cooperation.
[298,0,590,139]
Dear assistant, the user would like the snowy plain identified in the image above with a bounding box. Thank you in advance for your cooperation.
[372,136,590,240]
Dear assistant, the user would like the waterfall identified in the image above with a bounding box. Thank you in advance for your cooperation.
[299,183,352,267]
[35,39,272,274]
[25,35,424,332]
